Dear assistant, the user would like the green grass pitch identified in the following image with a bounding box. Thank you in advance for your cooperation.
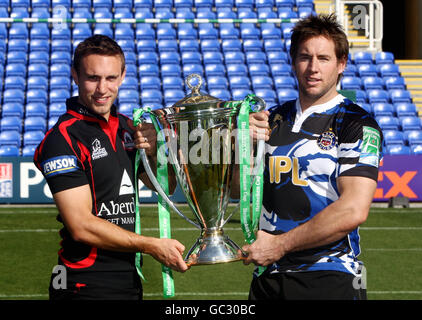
[0,205,421,300]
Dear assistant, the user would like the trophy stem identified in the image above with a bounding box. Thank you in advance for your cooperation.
[185,228,244,266]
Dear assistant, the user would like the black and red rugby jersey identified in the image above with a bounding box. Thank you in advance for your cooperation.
[34,97,141,274]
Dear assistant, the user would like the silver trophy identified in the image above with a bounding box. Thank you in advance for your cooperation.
[139,74,265,265]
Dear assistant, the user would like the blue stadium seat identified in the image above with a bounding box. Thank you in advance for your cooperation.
[225,51,245,65]
[261,25,282,40]
[121,77,138,91]
[32,0,50,9]
[30,39,50,52]
[243,39,263,52]
[24,116,46,132]
[229,76,251,90]
[383,130,404,145]
[161,64,182,77]
[240,24,260,40]
[232,89,253,101]
[215,0,234,9]
[341,76,362,90]
[400,116,421,131]
[183,64,204,77]
[362,76,384,90]
[1,103,24,118]
[7,51,27,65]
[343,64,358,77]
[141,89,163,104]
[264,39,285,52]
[405,130,422,145]
[134,0,153,8]
[118,104,135,118]
[158,39,179,52]
[378,64,401,77]
[360,103,372,114]
[376,116,400,130]
[22,145,37,156]
[198,24,218,40]
[27,89,48,104]
[0,130,21,146]
[357,64,378,77]
[0,116,22,132]
[50,77,71,91]
[389,89,412,104]
[73,24,92,40]
[271,64,292,76]
[136,25,155,40]
[249,64,270,76]
[219,25,240,40]
[0,145,20,156]
[182,51,202,65]
[395,103,417,117]
[164,89,185,104]
[30,25,50,41]
[367,89,389,103]
[384,76,406,90]
[51,27,71,41]
[387,144,410,155]
[201,39,221,52]
[410,144,422,155]
[353,51,373,65]
[138,51,158,64]
[355,90,367,104]
[207,76,228,90]
[277,88,298,103]
[156,24,176,40]
[203,51,223,65]
[28,64,49,78]
[209,89,231,100]
[6,64,27,78]
[222,39,242,52]
[227,64,248,77]
[136,40,156,52]
[160,51,181,65]
[277,7,298,18]
[4,76,26,91]
[119,89,140,104]
[23,130,45,146]
[252,76,274,90]
[49,103,67,117]
[138,64,160,77]
[73,0,91,9]
[26,103,48,118]
[267,51,289,64]
[140,76,161,90]
[372,103,394,117]
[255,88,277,106]
[162,77,184,90]
[3,89,25,105]
[375,52,395,64]
[51,39,71,52]
[26,77,48,91]
[49,89,70,104]
[155,0,173,9]
[51,51,71,65]
[178,25,198,40]
[275,0,294,9]
[246,51,267,64]
[205,64,226,77]
[29,51,50,65]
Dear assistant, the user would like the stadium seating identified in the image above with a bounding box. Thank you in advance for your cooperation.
[0,2,418,156]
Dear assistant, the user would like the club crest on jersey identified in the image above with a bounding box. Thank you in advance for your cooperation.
[317,130,337,151]
[92,138,108,160]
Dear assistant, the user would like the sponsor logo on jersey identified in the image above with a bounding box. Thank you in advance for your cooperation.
[122,130,135,150]
[359,126,381,167]
[41,156,79,177]
[91,138,108,160]
[317,130,337,151]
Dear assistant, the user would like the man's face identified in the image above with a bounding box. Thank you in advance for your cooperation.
[292,36,346,109]
[72,54,125,120]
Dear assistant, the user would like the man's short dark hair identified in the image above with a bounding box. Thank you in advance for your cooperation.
[290,13,349,65]
[73,34,126,75]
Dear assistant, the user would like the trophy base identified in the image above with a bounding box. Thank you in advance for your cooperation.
[185,229,245,266]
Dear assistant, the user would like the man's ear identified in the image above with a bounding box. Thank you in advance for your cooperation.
[71,67,79,86]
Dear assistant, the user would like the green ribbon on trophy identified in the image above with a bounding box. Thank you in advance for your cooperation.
[133,107,175,299]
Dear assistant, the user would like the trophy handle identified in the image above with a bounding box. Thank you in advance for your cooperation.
[137,125,201,230]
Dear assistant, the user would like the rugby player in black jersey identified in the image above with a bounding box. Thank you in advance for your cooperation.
[34,35,188,300]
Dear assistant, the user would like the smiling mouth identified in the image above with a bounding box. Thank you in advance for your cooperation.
[93,96,109,104]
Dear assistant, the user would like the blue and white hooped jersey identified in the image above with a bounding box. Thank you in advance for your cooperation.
[260,95,383,276]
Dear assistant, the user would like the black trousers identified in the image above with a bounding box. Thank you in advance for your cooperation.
[49,270,143,300]
[249,270,367,300]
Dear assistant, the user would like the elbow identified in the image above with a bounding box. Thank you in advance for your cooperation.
[344,207,369,233]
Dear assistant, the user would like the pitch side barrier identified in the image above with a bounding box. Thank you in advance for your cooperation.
[0,155,421,204]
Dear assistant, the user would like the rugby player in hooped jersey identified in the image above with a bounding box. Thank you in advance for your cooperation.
[238,14,383,300]
[34,35,187,300]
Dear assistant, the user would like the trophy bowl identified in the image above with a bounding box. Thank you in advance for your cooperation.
[139,74,265,265]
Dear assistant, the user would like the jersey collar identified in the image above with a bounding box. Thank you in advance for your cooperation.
[66,96,118,121]
[292,94,345,133]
